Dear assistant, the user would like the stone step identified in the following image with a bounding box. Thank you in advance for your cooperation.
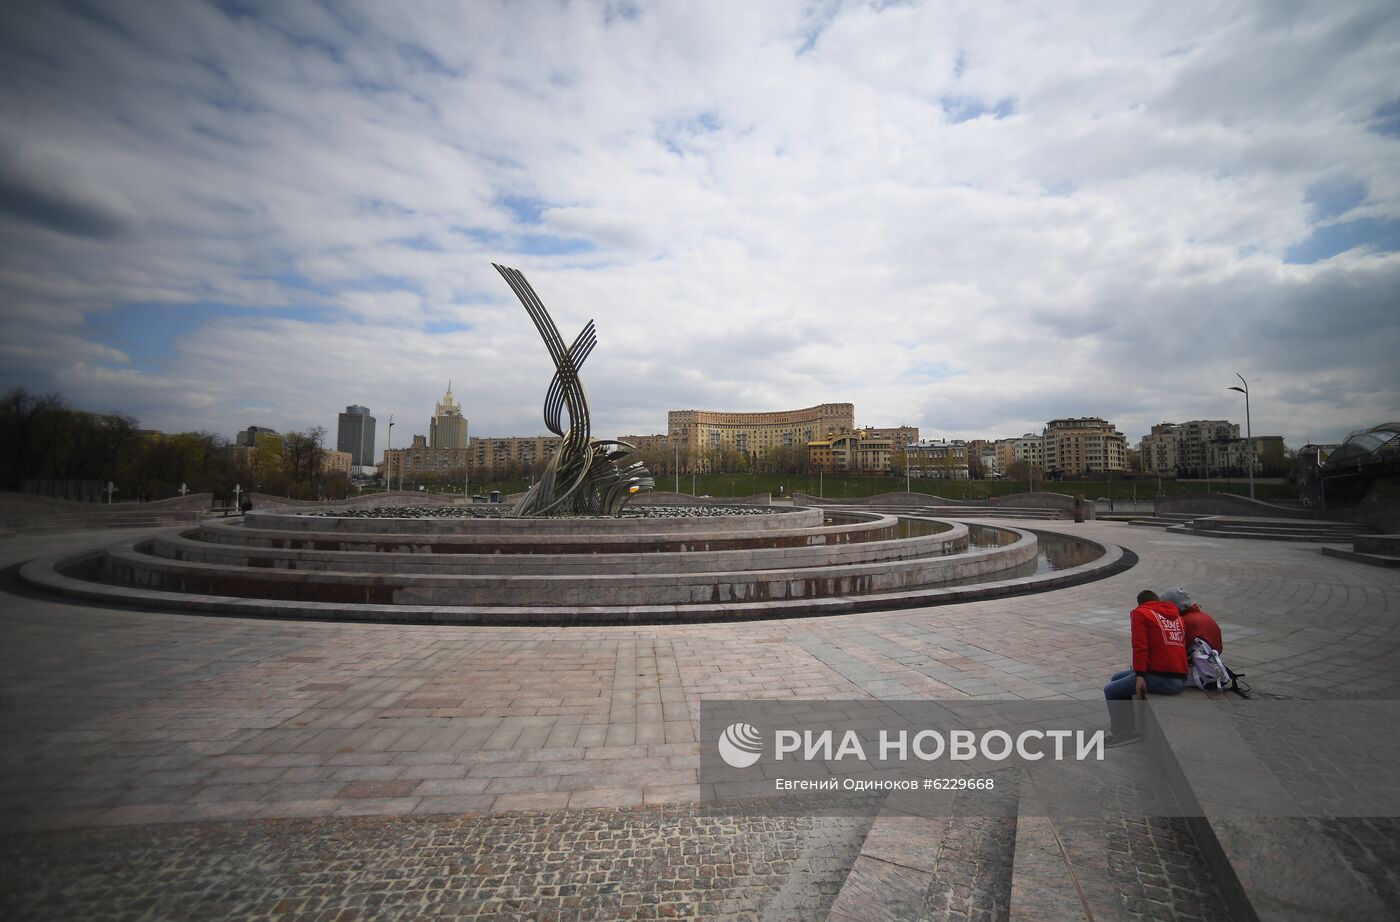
[148,522,964,575]
[1167,515,1368,542]
[1187,518,1362,532]
[1170,525,1365,543]
[828,808,1019,921]
[1125,516,1194,527]
[1139,699,1389,921]
[91,529,1040,608]
[1319,546,1400,568]
[1355,534,1400,556]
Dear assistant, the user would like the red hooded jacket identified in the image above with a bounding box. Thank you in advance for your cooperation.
[1131,600,1188,678]
[1181,605,1223,653]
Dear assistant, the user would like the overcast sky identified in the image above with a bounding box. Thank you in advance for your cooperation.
[2,0,1398,457]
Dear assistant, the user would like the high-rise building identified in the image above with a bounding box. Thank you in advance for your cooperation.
[336,405,377,469]
[429,382,469,450]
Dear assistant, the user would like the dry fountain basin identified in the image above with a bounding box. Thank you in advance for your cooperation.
[21,504,1132,625]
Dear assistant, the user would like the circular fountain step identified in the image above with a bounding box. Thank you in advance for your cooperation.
[20,504,1132,625]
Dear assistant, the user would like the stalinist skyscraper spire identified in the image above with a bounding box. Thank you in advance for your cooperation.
[429,380,468,450]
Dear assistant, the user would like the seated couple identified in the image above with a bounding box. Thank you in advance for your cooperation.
[1104,587,1222,748]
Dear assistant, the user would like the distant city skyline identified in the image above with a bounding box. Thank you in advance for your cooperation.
[1,2,1397,455]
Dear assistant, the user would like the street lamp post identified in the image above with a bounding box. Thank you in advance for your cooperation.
[387,415,395,494]
[1228,373,1254,501]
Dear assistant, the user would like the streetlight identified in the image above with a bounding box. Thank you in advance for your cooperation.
[387,415,395,494]
[1228,373,1254,500]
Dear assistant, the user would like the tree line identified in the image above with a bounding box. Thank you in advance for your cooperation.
[0,389,347,503]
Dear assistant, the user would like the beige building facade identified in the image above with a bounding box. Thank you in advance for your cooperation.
[1042,418,1129,476]
[320,449,352,476]
[859,426,919,448]
[1139,424,1181,474]
[383,435,468,485]
[428,382,469,450]
[669,403,855,461]
[906,440,970,479]
[807,431,894,473]
[994,434,1045,474]
[468,435,562,477]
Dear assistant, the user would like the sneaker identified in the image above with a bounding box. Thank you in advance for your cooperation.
[1104,731,1142,748]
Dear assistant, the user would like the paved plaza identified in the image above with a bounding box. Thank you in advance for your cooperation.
[1,519,1397,919]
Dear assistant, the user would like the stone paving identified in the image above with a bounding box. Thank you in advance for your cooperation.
[0,803,867,921]
[2,520,1398,919]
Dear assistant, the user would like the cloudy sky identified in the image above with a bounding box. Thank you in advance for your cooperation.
[2,0,1398,458]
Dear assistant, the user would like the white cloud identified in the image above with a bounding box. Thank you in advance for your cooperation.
[0,0,1397,458]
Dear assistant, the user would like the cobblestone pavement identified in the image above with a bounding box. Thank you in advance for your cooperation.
[920,815,1017,921]
[2,521,1397,919]
[1098,816,1230,922]
[0,802,867,921]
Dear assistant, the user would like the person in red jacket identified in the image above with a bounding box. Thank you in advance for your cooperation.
[1103,589,1189,747]
[1159,587,1223,653]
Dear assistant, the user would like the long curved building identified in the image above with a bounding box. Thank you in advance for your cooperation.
[668,403,855,461]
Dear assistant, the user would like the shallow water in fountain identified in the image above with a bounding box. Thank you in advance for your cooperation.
[897,519,1104,581]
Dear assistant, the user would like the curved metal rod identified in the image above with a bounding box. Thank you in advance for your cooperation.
[493,264,652,517]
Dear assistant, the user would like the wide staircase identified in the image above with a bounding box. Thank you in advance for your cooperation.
[1099,511,1202,528]
[1320,533,1400,568]
[850,502,1063,521]
[822,696,1395,920]
[1165,515,1369,543]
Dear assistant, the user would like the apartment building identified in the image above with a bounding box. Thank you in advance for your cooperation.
[669,403,854,460]
[807,431,894,473]
[467,435,563,477]
[1175,420,1239,476]
[1139,423,1181,474]
[1042,418,1128,476]
[859,426,919,448]
[383,435,469,484]
[321,449,352,476]
[905,440,970,479]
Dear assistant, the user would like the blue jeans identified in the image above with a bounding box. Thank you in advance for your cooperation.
[1103,669,1185,735]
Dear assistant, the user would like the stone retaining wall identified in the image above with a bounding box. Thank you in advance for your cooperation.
[198,511,897,552]
[0,490,214,513]
[95,530,1037,607]
[1155,493,1304,519]
[792,490,1086,518]
[245,506,821,535]
[147,523,967,576]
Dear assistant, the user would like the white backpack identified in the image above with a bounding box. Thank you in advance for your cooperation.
[1188,637,1231,691]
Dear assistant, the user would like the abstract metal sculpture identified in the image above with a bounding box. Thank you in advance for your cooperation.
[494,264,655,517]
